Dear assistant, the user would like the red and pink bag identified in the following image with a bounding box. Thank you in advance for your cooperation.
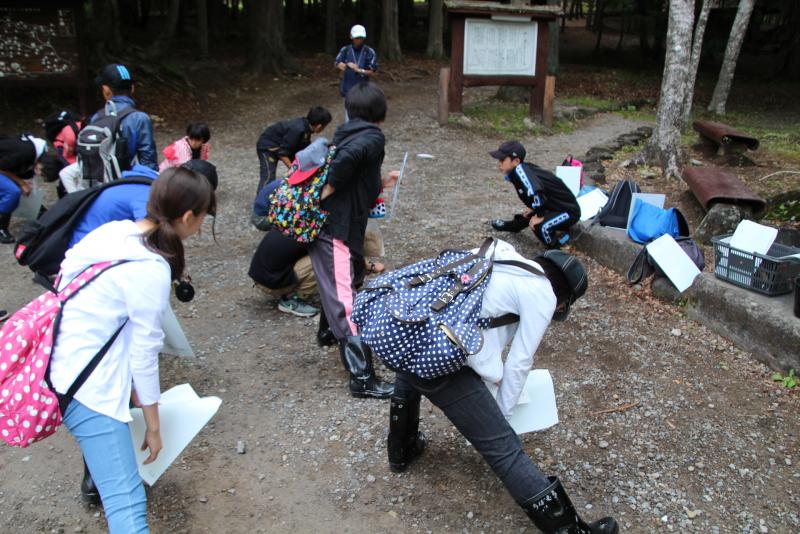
[0,261,126,447]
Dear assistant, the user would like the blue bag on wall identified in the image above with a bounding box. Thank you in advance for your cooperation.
[627,198,685,244]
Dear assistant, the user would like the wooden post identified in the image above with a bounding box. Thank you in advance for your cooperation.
[543,75,556,127]
[438,67,451,126]
[448,17,465,113]
[530,19,550,120]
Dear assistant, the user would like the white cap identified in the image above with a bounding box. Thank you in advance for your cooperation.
[350,24,367,39]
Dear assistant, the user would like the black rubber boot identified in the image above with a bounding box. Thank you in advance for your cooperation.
[339,336,394,399]
[521,477,618,534]
[0,213,14,244]
[80,459,102,506]
[316,312,337,347]
[387,394,427,473]
[491,214,529,233]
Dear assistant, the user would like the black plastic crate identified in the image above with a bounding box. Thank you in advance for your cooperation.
[712,234,800,296]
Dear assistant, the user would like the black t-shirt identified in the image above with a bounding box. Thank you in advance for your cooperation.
[507,162,580,218]
[256,117,312,159]
[320,119,385,255]
[248,228,309,289]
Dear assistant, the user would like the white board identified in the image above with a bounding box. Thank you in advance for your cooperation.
[161,306,194,358]
[729,220,777,256]
[485,370,559,435]
[463,18,538,76]
[12,189,44,220]
[555,166,581,197]
[577,188,608,221]
[646,234,701,293]
[129,384,221,486]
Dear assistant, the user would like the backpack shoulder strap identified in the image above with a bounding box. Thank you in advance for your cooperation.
[493,259,545,277]
[626,246,651,285]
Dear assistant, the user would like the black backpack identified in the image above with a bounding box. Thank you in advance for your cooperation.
[42,110,82,143]
[77,101,135,187]
[14,176,153,277]
[592,180,641,228]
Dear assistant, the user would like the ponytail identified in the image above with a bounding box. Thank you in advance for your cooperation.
[141,166,216,280]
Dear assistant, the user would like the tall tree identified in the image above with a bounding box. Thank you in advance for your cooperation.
[426,0,445,59]
[707,0,756,115]
[634,0,694,179]
[197,0,209,59]
[379,0,403,61]
[681,0,715,129]
[247,0,293,74]
[147,0,182,58]
[325,0,337,54]
[92,0,123,55]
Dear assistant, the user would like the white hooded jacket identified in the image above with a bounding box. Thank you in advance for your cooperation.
[50,220,171,422]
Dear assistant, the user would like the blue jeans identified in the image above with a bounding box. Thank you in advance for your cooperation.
[0,173,22,213]
[63,400,149,534]
[394,367,550,504]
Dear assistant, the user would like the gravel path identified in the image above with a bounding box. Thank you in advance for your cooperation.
[1,74,797,534]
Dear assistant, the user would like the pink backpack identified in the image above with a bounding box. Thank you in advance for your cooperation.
[0,261,126,447]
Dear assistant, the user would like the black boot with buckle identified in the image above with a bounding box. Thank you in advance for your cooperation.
[520,477,618,534]
[317,312,337,347]
[80,459,102,506]
[339,336,394,399]
[0,213,15,244]
[387,394,426,473]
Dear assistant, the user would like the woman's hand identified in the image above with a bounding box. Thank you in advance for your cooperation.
[19,181,32,196]
[382,170,401,189]
[141,428,163,465]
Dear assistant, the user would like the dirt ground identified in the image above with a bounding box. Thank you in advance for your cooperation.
[1,63,799,534]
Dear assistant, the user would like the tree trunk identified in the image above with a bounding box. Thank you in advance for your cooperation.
[635,0,694,179]
[246,0,294,74]
[379,0,403,61]
[707,0,756,115]
[147,0,181,58]
[426,0,445,59]
[325,0,337,54]
[586,0,595,29]
[197,0,209,58]
[92,0,123,55]
[681,0,714,129]
[547,0,560,74]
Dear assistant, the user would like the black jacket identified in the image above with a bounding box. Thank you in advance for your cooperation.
[321,119,385,254]
[506,162,580,219]
[0,135,37,179]
[248,228,309,289]
[256,117,312,159]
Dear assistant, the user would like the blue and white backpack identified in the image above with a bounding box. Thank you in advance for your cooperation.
[352,238,542,379]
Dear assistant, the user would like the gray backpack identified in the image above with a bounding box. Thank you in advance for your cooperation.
[76,101,134,186]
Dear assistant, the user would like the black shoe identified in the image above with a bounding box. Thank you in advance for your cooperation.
[520,476,618,534]
[0,213,13,244]
[317,312,337,347]
[490,214,529,233]
[339,336,394,399]
[388,395,426,472]
[80,460,102,506]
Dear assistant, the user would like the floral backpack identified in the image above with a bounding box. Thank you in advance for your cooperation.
[267,132,361,243]
[0,261,126,447]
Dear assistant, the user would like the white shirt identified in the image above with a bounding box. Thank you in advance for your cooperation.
[50,220,171,422]
[467,240,556,418]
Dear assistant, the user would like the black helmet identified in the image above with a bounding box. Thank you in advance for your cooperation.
[534,250,588,321]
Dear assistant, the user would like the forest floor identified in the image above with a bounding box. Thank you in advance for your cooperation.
[1,54,800,534]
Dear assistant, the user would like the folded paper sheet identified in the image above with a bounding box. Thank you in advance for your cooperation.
[486,370,559,435]
[646,234,701,292]
[129,384,221,485]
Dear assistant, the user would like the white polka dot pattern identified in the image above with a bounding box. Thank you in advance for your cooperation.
[353,248,493,379]
[0,261,119,448]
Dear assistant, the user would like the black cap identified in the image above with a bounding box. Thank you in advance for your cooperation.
[534,250,588,321]
[489,141,526,161]
[182,160,218,191]
[95,64,133,90]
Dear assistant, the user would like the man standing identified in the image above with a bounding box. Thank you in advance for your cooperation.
[335,25,378,116]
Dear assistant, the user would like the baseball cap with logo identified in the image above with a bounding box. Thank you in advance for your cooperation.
[287,138,330,185]
[489,141,526,162]
[350,24,367,39]
[95,64,134,90]
[534,250,588,321]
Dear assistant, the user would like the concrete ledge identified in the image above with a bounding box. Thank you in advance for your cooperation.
[572,221,800,371]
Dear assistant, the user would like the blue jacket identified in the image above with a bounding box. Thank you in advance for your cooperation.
[69,164,158,248]
[91,96,158,171]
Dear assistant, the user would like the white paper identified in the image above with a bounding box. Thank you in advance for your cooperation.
[388,152,408,220]
[129,384,222,485]
[504,370,559,435]
[729,220,778,256]
[646,234,702,292]
[12,189,44,220]
[555,166,582,197]
[161,306,194,358]
[416,153,435,159]
[626,193,666,230]
[485,380,530,405]
[577,188,608,221]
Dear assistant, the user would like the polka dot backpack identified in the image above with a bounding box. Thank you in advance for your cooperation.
[352,238,502,379]
[0,261,127,447]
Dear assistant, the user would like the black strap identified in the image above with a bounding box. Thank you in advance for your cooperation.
[408,238,496,288]
[430,239,497,312]
[58,320,128,414]
[626,246,651,285]
[493,259,545,277]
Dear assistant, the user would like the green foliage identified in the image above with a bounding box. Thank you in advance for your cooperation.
[765,200,800,222]
[559,95,619,112]
[771,368,798,389]
[460,101,576,137]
